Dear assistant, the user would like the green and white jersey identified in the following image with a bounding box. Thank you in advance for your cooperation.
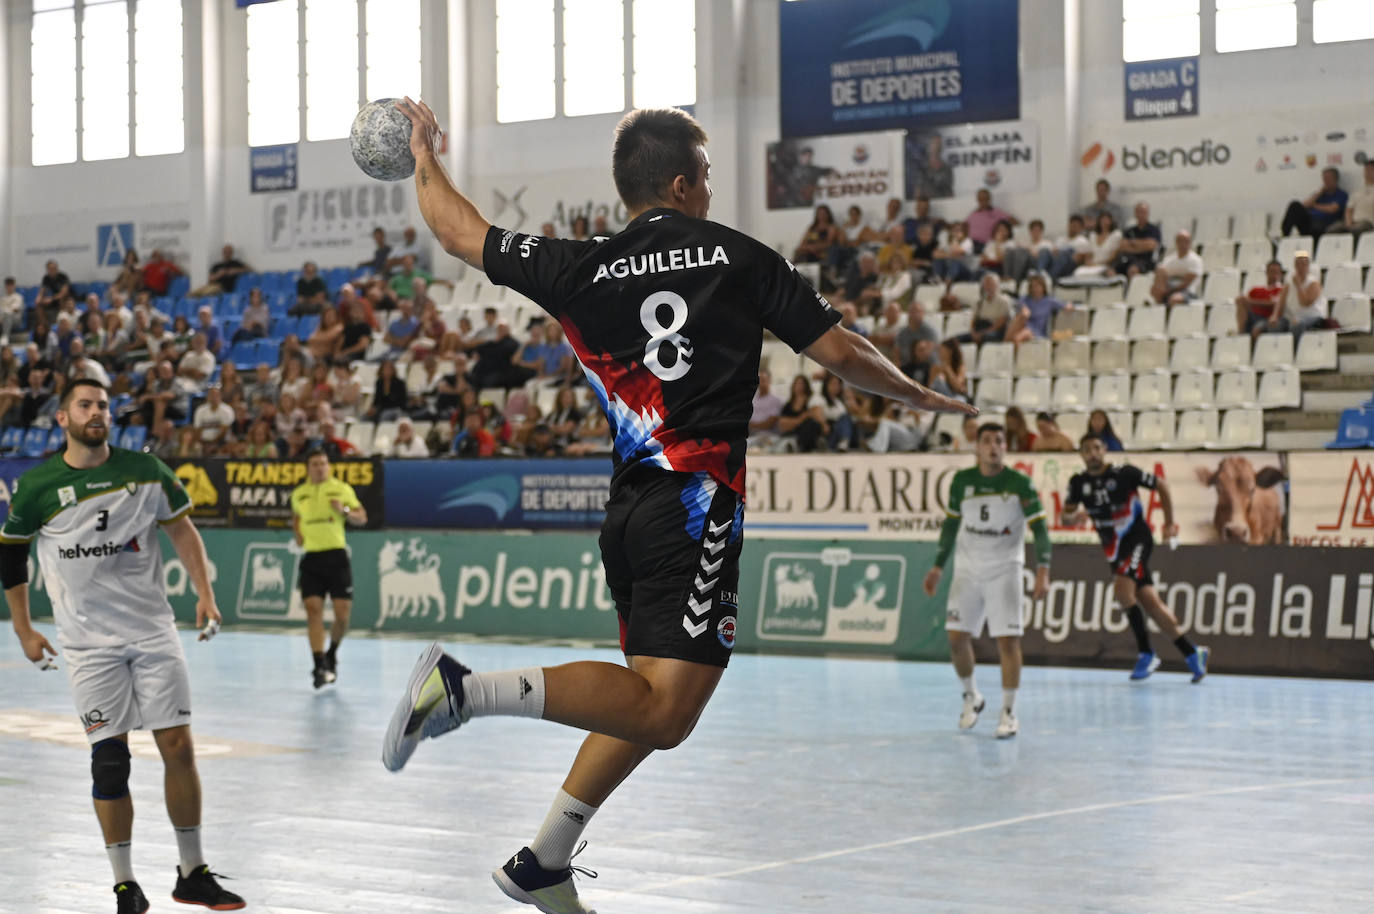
[1,447,192,649]
[945,466,1045,577]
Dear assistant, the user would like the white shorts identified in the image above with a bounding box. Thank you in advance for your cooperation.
[945,569,1024,638]
[64,626,192,743]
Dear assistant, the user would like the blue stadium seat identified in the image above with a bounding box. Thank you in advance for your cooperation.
[0,426,24,454]
[219,293,243,315]
[1327,408,1374,449]
[121,425,147,451]
[106,425,123,448]
[20,428,48,457]
[18,286,39,307]
[256,338,282,367]
[168,275,190,299]
[229,341,259,369]
[237,273,262,292]
[46,427,66,452]
[296,315,320,338]
[260,271,287,293]
[173,298,197,320]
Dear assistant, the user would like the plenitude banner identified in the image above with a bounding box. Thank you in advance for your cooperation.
[1288,451,1374,547]
[745,451,1288,545]
[778,0,1020,138]
[766,132,901,211]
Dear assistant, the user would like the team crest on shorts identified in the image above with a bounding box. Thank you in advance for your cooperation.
[58,486,77,506]
[717,615,737,649]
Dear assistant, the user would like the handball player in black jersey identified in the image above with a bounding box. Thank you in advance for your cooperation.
[1062,433,1210,683]
[379,98,976,912]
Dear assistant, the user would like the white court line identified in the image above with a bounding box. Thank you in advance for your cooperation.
[611,776,1369,898]
[1221,887,1272,902]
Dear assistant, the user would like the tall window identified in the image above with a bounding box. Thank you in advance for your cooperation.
[1313,0,1374,44]
[1215,0,1297,53]
[30,0,184,166]
[1121,0,1200,63]
[497,0,695,124]
[247,0,421,146]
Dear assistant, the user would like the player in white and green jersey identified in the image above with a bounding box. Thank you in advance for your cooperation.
[1,379,244,914]
[923,422,1051,739]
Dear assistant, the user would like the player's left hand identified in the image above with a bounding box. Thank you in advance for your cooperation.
[196,599,222,641]
[1033,567,1050,601]
[908,387,979,417]
[396,96,443,162]
[1163,522,1179,540]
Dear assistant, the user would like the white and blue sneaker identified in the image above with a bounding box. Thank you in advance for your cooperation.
[493,845,598,914]
[381,642,471,772]
[958,692,985,730]
[1187,646,1210,683]
[1129,651,1161,681]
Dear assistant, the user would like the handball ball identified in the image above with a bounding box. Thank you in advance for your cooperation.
[350,99,415,181]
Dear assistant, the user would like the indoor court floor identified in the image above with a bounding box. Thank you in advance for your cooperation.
[1,627,1370,913]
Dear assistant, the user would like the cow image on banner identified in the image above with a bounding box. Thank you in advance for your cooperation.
[757,548,904,645]
[376,538,448,627]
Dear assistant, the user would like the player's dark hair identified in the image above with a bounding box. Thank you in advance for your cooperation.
[1079,432,1106,449]
[1035,411,1055,423]
[612,108,709,210]
[305,446,329,461]
[977,422,1004,441]
[59,378,107,410]
[3,276,14,285]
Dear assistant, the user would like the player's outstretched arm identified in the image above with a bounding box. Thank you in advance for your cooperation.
[164,516,222,637]
[395,97,492,270]
[804,325,979,416]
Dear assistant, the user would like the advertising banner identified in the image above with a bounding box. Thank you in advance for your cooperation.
[263,181,412,254]
[904,120,1039,201]
[1124,57,1199,121]
[766,132,900,211]
[1288,451,1374,547]
[383,459,610,530]
[778,0,1020,138]
[250,144,299,194]
[745,451,1287,545]
[16,205,192,280]
[165,458,384,529]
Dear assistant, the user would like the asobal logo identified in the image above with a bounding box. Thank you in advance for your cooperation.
[1082,139,1231,174]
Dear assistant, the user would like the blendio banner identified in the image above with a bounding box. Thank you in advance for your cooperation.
[766,132,900,211]
[778,0,1020,138]
[1288,451,1374,547]
[168,458,384,529]
[745,451,1287,545]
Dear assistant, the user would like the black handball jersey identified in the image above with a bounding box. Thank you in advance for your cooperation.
[482,209,840,496]
[1064,464,1158,559]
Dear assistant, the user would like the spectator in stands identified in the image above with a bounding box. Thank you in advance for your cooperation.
[389,225,432,273]
[305,362,334,406]
[522,423,560,457]
[113,250,141,297]
[541,322,576,386]
[1073,212,1123,278]
[843,251,882,313]
[949,415,980,453]
[195,305,224,357]
[449,410,495,457]
[327,362,360,419]
[1015,273,1069,342]
[389,255,437,302]
[177,333,216,391]
[878,250,915,309]
[366,358,408,421]
[978,220,1021,278]
[390,417,431,457]
[217,361,244,406]
[138,360,186,427]
[281,333,314,372]
[894,301,938,369]
[470,306,500,346]
[1046,214,1092,279]
[52,314,79,365]
[1281,167,1347,237]
[511,322,550,387]
[1087,409,1124,452]
[869,301,904,362]
[569,215,591,242]
[931,221,974,283]
[793,204,841,264]
[1024,219,1053,270]
[1235,259,1286,338]
[384,298,421,358]
[927,339,969,401]
[2,276,22,341]
[1081,178,1125,228]
[243,420,278,458]
[956,273,1014,343]
[292,261,329,315]
[306,306,343,363]
[192,384,234,451]
[860,197,905,245]
[836,302,868,339]
[471,320,527,389]
[1114,203,1161,277]
[318,419,358,459]
[907,194,946,242]
[173,426,204,459]
[1151,230,1204,306]
[279,422,314,460]
[912,133,955,200]
[275,391,305,438]
[190,244,251,297]
[246,362,278,404]
[68,343,111,388]
[29,317,58,362]
[79,310,106,355]
[813,374,856,451]
[363,276,398,314]
[777,375,826,452]
[966,189,1018,250]
[35,260,72,321]
[545,386,583,447]
[1277,251,1325,337]
[910,222,938,284]
[171,314,195,354]
[232,288,270,343]
[749,368,783,447]
[411,301,450,359]
[540,222,557,239]
[1032,412,1075,452]
[336,283,377,329]
[877,225,914,272]
[97,311,123,366]
[360,227,392,277]
[903,338,939,387]
[140,417,174,458]
[1327,159,1374,237]
[1004,406,1036,451]
[0,348,22,424]
[141,250,182,296]
[865,398,920,453]
[838,204,865,247]
[337,300,374,363]
[591,214,616,239]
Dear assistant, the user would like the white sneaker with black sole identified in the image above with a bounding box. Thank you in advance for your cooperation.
[958,692,985,730]
[995,708,1018,739]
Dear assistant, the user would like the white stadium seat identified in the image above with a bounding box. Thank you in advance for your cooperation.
[1124,274,1154,306]
[1167,409,1220,450]
[977,341,1015,377]
[1108,411,1135,447]
[1198,239,1236,269]
[1251,333,1294,371]
[1332,294,1372,333]
[1323,264,1364,297]
[1057,411,1089,442]
[1052,376,1092,412]
[1092,339,1129,374]
[1131,373,1171,410]
[1172,370,1214,410]
[934,411,967,445]
[1201,269,1241,302]
[1133,410,1176,449]
[1131,338,1171,374]
[944,310,972,339]
[949,282,981,307]
[1232,211,1270,239]
[1013,376,1052,412]
[1257,369,1302,409]
[1356,232,1374,268]
[1209,408,1264,449]
[1158,214,1193,243]
[1091,374,1132,410]
[1087,285,1124,308]
[1315,232,1354,267]
[1167,304,1207,338]
[370,420,399,456]
[1295,329,1338,371]
[975,376,1013,409]
[1015,339,1052,376]
[344,421,375,455]
[1090,307,1128,340]
[1053,338,1091,375]
[1211,334,1251,372]
[1206,302,1237,337]
[1214,369,1258,409]
[915,284,944,309]
[1276,236,1313,271]
[1234,239,1273,274]
[1195,213,1230,240]
[1128,306,1167,340]
[1170,336,1210,373]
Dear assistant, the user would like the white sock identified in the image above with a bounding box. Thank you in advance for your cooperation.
[107,841,135,884]
[174,826,205,878]
[461,668,546,719]
[959,675,978,698]
[1003,689,1017,713]
[528,789,599,870]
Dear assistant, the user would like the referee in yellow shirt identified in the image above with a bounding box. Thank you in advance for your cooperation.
[290,448,367,688]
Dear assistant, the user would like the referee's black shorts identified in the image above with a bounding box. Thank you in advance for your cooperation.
[1108,525,1154,588]
[600,468,744,668]
[299,548,354,600]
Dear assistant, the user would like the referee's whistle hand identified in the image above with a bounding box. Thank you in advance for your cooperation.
[330,499,345,514]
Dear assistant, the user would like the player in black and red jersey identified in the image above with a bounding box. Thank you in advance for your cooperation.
[1062,433,1210,684]
[378,99,976,912]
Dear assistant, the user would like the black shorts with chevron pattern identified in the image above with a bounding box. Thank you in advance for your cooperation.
[600,467,744,668]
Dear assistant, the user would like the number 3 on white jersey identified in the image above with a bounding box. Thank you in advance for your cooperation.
[641,291,693,381]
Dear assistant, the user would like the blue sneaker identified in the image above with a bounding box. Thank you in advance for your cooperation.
[1187,646,1210,683]
[492,844,598,914]
[381,642,471,772]
[1130,651,1161,680]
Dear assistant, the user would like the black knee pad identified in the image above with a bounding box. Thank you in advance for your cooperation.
[91,738,131,800]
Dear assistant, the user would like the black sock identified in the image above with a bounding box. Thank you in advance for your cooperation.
[1174,636,1196,658]
[326,641,339,659]
[312,651,325,670]
[1126,605,1151,653]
